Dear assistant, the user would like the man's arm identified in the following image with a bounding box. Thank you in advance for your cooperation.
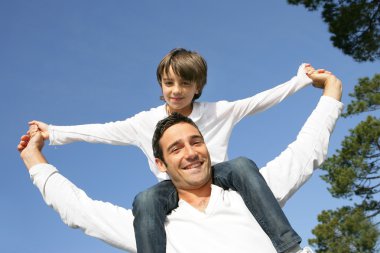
[18,131,137,252]
[260,73,343,206]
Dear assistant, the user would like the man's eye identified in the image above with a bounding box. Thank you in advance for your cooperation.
[170,147,180,153]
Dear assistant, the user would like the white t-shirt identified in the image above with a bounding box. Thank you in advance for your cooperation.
[49,64,312,181]
[30,96,343,253]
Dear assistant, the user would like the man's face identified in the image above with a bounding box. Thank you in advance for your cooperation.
[156,122,211,191]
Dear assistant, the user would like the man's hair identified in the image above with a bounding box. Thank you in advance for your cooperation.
[152,112,202,163]
[156,48,208,101]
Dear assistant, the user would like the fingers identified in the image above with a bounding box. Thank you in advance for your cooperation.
[306,68,333,78]
[17,135,30,152]
[27,125,39,136]
[18,124,40,152]
[28,120,49,140]
[304,64,315,75]
[31,124,38,132]
[21,135,30,141]
[28,120,39,127]
[28,120,41,125]
[28,120,47,128]
[28,120,46,131]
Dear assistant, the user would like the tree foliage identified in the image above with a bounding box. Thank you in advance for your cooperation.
[321,74,380,211]
[343,74,380,117]
[287,0,380,62]
[309,74,380,251]
[321,115,380,217]
[309,206,379,253]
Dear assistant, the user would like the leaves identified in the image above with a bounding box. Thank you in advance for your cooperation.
[343,74,380,117]
[288,1,380,250]
[309,206,379,252]
[321,116,380,201]
[310,79,380,250]
[288,0,380,62]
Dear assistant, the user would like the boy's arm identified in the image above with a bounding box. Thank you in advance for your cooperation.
[29,115,144,146]
[227,64,313,121]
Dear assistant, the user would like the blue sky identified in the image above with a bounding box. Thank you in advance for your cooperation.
[1,1,379,252]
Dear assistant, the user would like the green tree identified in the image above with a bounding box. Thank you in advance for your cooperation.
[287,1,380,250]
[343,74,380,116]
[309,206,379,253]
[287,0,380,62]
[309,74,380,251]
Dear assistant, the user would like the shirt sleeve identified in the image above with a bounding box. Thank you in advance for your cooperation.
[29,164,137,252]
[259,96,344,207]
[226,64,312,123]
[49,117,140,146]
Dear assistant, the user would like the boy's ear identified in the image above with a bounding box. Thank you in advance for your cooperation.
[155,158,167,172]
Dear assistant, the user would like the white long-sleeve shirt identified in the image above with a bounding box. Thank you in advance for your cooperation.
[49,64,312,181]
[30,96,343,253]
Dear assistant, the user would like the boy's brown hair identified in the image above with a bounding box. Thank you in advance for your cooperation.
[156,48,207,101]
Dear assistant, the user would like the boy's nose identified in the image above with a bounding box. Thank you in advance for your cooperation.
[173,84,182,94]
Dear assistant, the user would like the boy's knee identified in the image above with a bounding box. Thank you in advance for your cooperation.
[133,188,159,211]
[228,157,266,186]
[133,180,177,216]
[231,157,259,174]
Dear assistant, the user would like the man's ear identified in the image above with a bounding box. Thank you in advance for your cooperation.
[155,158,167,172]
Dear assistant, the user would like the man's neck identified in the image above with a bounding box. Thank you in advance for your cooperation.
[177,182,212,212]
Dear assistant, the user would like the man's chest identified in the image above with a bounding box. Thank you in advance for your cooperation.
[165,189,276,253]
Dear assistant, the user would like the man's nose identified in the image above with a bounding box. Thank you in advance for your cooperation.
[184,145,198,160]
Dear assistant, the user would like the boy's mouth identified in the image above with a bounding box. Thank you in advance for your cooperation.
[170,97,184,102]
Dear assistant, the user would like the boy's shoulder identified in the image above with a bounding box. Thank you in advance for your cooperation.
[121,104,167,130]
[129,104,166,121]
[196,100,233,111]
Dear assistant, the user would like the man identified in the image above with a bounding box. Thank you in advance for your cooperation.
[18,72,343,252]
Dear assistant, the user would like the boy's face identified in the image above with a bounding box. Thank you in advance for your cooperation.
[155,122,212,191]
[161,66,199,116]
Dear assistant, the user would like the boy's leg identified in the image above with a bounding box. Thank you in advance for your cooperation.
[132,180,178,253]
[212,157,301,253]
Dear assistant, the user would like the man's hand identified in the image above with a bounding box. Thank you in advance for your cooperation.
[306,68,342,101]
[28,120,50,140]
[18,126,47,170]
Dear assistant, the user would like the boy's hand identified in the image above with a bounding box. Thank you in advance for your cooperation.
[306,68,342,101]
[306,68,332,89]
[28,120,50,140]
